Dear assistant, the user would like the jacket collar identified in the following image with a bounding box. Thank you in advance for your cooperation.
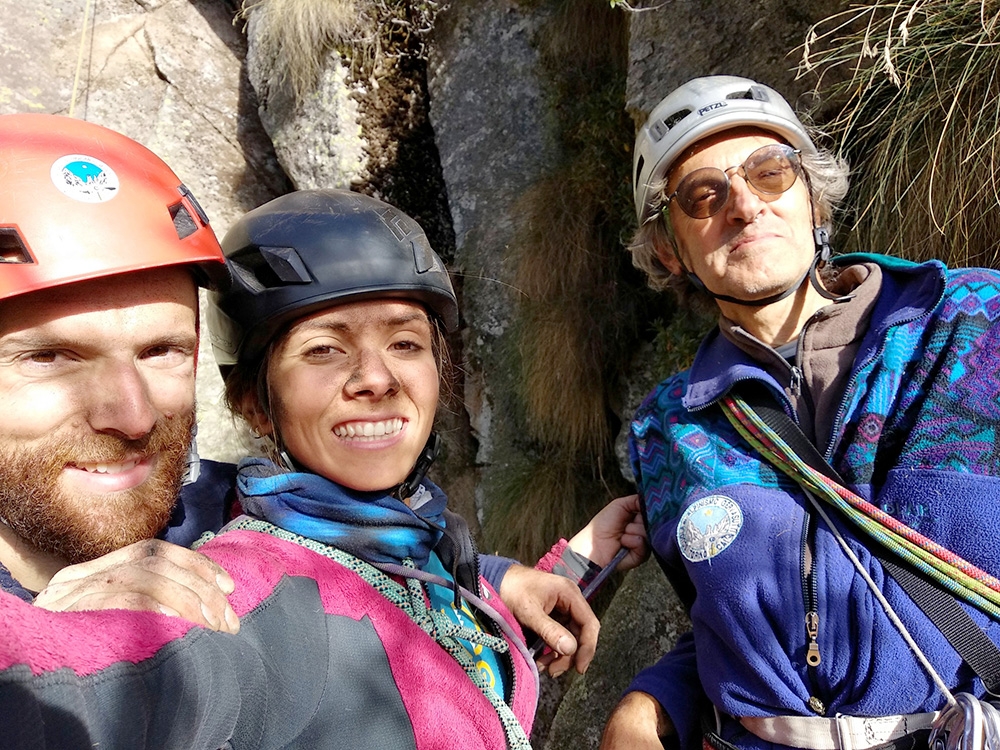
[682,254,946,411]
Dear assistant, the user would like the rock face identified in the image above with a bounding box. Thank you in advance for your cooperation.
[625,0,845,121]
[545,561,689,750]
[242,6,367,192]
[426,0,559,502]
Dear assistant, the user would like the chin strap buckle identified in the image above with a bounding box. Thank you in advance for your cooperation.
[813,227,832,262]
[393,432,441,501]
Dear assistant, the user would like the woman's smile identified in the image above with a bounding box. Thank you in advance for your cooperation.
[332,418,406,441]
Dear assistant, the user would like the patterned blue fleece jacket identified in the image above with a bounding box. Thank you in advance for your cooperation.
[627,254,1000,749]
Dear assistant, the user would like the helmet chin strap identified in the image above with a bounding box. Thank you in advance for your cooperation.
[680,226,839,307]
[273,431,441,502]
[391,432,441,501]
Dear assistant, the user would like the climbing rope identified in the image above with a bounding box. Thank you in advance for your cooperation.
[720,393,1000,620]
[69,0,94,118]
[722,394,1000,747]
[198,518,532,750]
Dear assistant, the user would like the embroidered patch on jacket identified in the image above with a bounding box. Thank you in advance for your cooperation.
[677,495,743,563]
[50,154,119,203]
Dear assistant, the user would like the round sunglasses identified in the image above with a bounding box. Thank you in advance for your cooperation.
[664,143,804,219]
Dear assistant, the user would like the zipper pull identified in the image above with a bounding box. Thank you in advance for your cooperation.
[790,365,803,396]
[805,610,821,666]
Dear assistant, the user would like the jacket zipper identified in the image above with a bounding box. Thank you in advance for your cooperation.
[467,531,518,709]
[800,512,826,714]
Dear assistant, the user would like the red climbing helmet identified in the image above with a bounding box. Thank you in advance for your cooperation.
[0,113,225,300]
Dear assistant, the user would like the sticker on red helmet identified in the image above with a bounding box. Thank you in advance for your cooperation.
[50,154,119,203]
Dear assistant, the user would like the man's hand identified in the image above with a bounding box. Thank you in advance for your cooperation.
[499,564,600,677]
[568,494,649,570]
[600,691,673,749]
[33,539,239,633]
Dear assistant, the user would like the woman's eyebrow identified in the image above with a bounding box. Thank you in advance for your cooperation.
[292,312,430,335]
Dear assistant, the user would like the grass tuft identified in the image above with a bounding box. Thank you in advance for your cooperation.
[801,0,1000,267]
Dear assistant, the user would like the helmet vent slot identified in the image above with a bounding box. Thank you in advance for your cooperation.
[169,202,198,240]
[229,245,311,290]
[634,155,645,190]
[729,86,769,103]
[228,258,266,293]
[0,227,34,264]
[651,109,690,142]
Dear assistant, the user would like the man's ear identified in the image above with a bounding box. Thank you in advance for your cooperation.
[655,242,684,276]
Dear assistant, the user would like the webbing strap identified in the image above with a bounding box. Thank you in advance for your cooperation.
[731,380,1000,695]
[881,558,1000,695]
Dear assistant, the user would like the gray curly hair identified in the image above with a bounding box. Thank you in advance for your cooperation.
[628,143,850,297]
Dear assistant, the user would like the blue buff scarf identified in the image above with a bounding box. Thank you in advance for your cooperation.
[236,456,447,569]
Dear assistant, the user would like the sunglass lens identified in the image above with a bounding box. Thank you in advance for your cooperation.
[745,146,800,194]
[677,168,729,219]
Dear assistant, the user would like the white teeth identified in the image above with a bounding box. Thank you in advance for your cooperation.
[334,419,404,441]
[75,459,139,474]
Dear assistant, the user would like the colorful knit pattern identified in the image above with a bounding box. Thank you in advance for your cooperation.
[720,394,1000,620]
[631,375,789,528]
[839,268,1000,484]
[203,518,532,750]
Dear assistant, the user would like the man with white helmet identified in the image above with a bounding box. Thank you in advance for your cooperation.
[602,75,1000,749]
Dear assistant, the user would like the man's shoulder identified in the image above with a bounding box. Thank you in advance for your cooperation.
[161,459,239,547]
[0,559,34,602]
[185,459,239,502]
[635,370,691,419]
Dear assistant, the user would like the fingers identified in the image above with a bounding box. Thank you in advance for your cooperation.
[531,609,579,662]
[614,493,641,515]
[531,583,600,677]
[618,519,651,571]
[499,565,601,677]
[560,590,599,674]
[34,541,239,634]
[47,539,235,594]
[568,494,647,568]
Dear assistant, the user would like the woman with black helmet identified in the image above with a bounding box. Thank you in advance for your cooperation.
[0,188,645,749]
[197,188,644,748]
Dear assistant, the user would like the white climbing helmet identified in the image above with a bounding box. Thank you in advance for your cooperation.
[632,75,817,224]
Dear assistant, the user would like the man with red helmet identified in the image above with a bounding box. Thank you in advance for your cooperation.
[0,113,240,631]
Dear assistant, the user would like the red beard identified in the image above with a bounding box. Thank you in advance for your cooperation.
[0,412,194,564]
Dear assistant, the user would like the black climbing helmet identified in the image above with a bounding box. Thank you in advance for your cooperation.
[207,189,459,368]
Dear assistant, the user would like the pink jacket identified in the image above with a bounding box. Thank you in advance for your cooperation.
[0,529,538,749]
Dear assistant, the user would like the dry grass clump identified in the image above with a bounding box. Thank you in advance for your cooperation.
[513,173,623,460]
[479,0,651,564]
[240,0,442,99]
[241,0,362,99]
[801,0,1000,267]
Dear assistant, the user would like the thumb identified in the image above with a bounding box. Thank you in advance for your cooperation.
[533,614,578,657]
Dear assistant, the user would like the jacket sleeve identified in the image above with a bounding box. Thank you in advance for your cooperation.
[625,630,707,750]
[0,589,249,750]
[478,553,518,590]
